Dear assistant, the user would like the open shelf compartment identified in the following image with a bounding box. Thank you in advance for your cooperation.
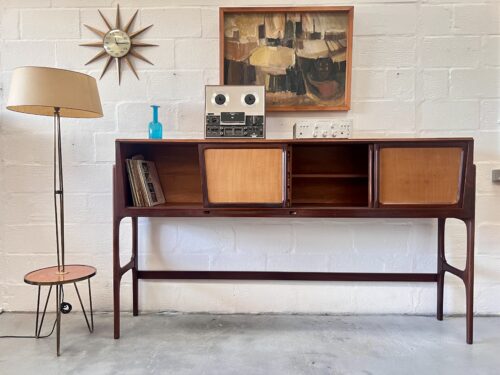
[119,142,203,208]
[290,144,371,207]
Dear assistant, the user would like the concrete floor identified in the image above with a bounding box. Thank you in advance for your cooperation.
[1,313,500,374]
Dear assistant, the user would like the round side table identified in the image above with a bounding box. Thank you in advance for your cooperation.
[24,265,96,356]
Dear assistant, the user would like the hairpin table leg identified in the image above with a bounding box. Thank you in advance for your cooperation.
[36,285,52,338]
[25,265,96,355]
[35,286,41,337]
[74,281,94,333]
[88,279,94,332]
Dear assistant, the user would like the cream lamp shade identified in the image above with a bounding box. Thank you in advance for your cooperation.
[7,66,103,118]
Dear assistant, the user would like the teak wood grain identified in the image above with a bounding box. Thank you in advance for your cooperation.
[114,138,474,216]
[203,148,285,204]
[379,147,463,205]
[24,265,96,286]
[113,138,476,343]
[147,145,203,203]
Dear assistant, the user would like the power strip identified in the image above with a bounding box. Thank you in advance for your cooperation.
[293,119,353,139]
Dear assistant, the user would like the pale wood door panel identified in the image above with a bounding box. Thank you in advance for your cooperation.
[379,147,463,205]
[204,148,284,204]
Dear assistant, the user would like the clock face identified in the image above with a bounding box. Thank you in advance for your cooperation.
[103,29,131,58]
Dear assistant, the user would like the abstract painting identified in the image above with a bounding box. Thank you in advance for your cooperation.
[220,7,353,112]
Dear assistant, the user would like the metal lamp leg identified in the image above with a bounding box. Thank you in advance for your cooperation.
[32,281,94,355]
[35,286,41,337]
[35,285,53,338]
[53,108,67,275]
[88,279,94,332]
[74,281,94,333]
[56,284,61,356]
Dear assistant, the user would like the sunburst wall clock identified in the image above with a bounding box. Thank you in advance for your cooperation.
[80,4,156,84]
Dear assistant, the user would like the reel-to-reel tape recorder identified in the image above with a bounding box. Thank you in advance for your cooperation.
[205,85,265,139]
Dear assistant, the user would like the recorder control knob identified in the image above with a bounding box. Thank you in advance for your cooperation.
[215,94,226,105]
[244,94,256,105]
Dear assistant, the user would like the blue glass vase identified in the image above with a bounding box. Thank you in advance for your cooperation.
[148,105,163,139]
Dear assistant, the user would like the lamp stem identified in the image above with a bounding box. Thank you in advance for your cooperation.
[53,108,66,274]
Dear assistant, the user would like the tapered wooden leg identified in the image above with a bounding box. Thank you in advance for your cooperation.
[465,218,475,344]
[437,218,446,321]
[132,217,139,317]
[113,217,122,339]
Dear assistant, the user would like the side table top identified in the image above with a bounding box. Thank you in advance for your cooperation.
[24,265,97,286]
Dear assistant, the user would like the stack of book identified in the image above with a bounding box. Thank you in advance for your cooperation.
[126,155,166,207]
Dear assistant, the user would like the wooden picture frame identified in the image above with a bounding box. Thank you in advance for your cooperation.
[219,6,354,112]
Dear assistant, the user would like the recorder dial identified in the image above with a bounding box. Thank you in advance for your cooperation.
[214,94,226,105]
[244,94,256,105]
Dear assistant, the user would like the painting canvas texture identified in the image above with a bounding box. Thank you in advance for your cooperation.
[222,10,350,111]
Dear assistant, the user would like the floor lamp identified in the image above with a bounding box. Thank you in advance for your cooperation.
[6,66,103,355]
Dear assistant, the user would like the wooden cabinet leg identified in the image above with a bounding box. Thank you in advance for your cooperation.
[132,217,139,317]
[465,218,475,344]
[437,218,446,321]
[113,217,122,339]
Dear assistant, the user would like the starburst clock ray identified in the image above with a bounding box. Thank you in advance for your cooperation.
[80,4,156,84]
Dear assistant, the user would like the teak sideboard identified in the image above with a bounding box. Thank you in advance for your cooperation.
[113,138,475,343]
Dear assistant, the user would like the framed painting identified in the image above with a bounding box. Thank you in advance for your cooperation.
[220,7,354,112]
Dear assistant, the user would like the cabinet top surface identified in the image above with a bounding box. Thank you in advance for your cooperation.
[116,137,474,145]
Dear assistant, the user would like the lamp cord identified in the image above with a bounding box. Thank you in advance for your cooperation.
[0,286,64,339]
[0,317,57,339]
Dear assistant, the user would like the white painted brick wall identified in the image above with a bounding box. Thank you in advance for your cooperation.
[385,69,415,100]
[450,69,500,98]
[420,101,480,130]
[352,69,385,99]
[354,4,417,35]
[422,70,449,100]
[21,9,80,39]
[453,4,500,34]
[483,36,500,66]
[175,39,219,69]
[420,5,452,36]
[422,36,480,68]
[1,0,499,316]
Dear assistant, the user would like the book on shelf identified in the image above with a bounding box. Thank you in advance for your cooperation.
[126,155,166,207]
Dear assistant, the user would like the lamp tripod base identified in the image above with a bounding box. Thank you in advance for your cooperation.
[24,265,97,356]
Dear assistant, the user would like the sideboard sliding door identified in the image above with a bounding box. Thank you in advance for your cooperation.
[378,146,464,206]
[200,145,286,207]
